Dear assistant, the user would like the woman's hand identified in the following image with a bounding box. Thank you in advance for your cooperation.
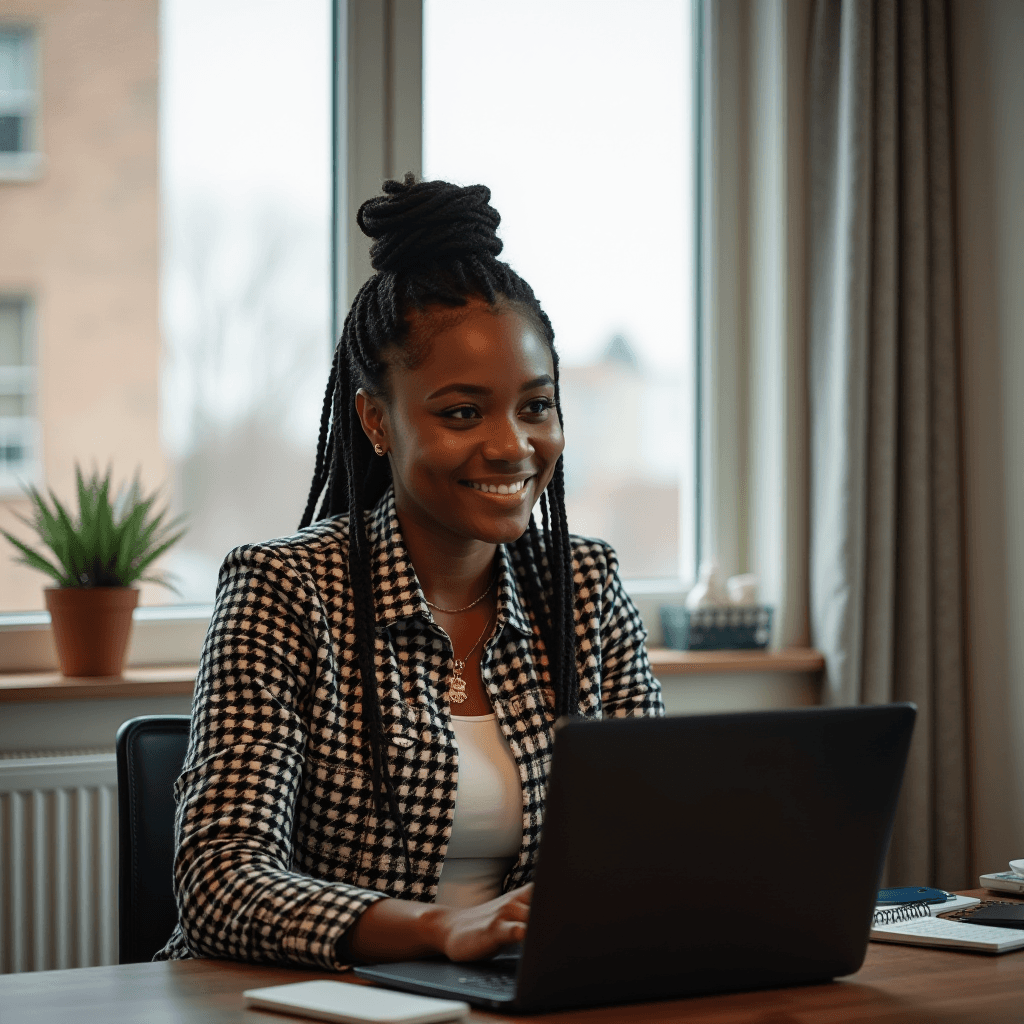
[343,884,533,964]
[430,884,533,962]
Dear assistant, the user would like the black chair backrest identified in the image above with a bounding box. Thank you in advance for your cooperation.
[115,714,191,964]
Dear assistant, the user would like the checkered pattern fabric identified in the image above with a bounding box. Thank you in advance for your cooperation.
[155,487,663,969]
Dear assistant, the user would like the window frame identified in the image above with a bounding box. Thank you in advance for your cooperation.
[0,0,701,670]
[0,25,43,181]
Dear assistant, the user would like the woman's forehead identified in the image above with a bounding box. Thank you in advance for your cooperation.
[393,302,554,389]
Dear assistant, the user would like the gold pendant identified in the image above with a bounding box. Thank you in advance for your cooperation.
[449,659,468,704]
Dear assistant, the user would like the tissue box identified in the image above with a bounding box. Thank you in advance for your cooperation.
[660,605,773,651]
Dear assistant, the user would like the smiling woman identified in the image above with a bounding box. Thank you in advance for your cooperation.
[156,177,664,971]
[356,304,564,547]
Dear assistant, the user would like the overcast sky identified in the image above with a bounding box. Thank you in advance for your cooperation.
[424,0,694,372]
[160,0,331,218]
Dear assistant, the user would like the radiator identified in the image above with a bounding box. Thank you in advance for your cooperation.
[0,752,118,974]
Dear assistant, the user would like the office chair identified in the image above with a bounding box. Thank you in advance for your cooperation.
[115,714,191,964]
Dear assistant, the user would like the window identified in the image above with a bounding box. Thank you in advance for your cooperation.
[0,296,37,491]
[423,0,697,582]
[0,27,40,179]
[2,1,699,665]
[0,0,330,615]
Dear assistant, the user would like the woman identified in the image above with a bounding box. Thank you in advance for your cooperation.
[157,176,663,969]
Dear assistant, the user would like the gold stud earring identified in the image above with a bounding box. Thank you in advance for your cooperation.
[374,443,385,456]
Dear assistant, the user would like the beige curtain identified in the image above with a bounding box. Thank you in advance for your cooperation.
[808,0,970,890]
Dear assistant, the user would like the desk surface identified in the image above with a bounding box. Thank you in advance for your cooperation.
[2,891,1021,1024]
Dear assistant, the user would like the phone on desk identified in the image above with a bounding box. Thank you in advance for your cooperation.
[877,886,953,905]
[242,981,469,1024]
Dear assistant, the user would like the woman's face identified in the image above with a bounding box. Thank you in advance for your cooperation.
[357,300,564,547]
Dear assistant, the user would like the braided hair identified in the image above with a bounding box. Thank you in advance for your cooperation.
[300,175,579,872]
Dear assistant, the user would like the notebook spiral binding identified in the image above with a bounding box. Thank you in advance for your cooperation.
[872,900,932,925]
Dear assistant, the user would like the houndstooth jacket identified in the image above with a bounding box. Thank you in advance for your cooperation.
[156,487,663,969]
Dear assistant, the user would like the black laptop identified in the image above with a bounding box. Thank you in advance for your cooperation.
[355,703,916,1013]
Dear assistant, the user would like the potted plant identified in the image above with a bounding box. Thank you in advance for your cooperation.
[1,465,187,677]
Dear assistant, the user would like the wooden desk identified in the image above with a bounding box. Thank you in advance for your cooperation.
[2,891,1021,1023]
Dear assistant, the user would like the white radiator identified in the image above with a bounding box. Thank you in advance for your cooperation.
[0,752,118,974]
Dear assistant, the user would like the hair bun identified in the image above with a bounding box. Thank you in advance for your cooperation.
[357,174,503,274]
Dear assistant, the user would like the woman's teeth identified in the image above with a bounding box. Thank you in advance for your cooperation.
[467,479,527,495]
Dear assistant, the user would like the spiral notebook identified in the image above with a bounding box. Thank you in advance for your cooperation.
[870,897,1024,953]
[872,893,980,925]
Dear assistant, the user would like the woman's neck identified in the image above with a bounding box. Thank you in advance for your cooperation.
[396,512,498,610]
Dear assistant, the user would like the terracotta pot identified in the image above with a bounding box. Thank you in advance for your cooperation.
[44,587,139,677]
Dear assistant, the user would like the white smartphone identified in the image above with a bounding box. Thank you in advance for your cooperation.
[242,980,470,1024]
[979,870,1024,894]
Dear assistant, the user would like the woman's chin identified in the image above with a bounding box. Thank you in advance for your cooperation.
[464,510,534,546]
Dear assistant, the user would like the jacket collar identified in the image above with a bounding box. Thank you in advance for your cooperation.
[366,487,533,638]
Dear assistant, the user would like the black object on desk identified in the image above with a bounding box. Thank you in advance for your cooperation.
[965,904,1024,930]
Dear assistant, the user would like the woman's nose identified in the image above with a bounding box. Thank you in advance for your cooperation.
[483,415,533,462]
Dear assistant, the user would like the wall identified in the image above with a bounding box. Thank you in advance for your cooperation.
[952,0,1024,877]
[0,694,192,753]
[659,670,818,716]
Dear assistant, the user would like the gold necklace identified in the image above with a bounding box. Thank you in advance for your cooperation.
[424,576,495,615]
[448,610,494,705]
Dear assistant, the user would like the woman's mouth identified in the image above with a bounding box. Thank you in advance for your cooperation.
[462,477,531,495]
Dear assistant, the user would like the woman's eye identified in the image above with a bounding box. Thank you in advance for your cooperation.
[442,405,479,420]
[523,397,555,416]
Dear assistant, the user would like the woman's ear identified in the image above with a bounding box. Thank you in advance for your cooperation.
[355,388,389,454]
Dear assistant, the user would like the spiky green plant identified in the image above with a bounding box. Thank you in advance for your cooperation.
[1,465,188,590]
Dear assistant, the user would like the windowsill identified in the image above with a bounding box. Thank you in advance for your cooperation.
[0,648,825,703]
[0,665,197,703]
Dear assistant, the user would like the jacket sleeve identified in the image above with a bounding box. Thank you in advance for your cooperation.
[596,545,666,718]
[170,544,387,969]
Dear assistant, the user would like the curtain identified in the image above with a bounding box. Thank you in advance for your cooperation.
[808,0,970,890]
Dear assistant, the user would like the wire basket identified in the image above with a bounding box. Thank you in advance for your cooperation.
[660,605,773,651]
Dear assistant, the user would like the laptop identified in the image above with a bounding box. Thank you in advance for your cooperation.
[355,703,916,1013]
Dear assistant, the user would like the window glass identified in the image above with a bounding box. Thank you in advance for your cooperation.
[423,0,696,581]
[0,297,36,488]
[0,28,34,156]
[0,0,330,612]
[158,0,331,604]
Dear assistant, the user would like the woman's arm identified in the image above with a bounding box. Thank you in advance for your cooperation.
[172,543,390,969]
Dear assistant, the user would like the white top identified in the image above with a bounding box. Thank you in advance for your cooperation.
[434,713,523,909]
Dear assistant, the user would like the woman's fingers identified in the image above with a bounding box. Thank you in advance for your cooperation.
[501,898,529,923]
[439,886,535,961]
[499,919,527,943]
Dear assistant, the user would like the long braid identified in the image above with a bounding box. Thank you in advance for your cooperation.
[300,175,580,875]
[342,381,413,875]
[300,354,338,529]
[548,460,579,715]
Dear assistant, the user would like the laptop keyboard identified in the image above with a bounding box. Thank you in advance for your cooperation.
[452,962,518,997]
